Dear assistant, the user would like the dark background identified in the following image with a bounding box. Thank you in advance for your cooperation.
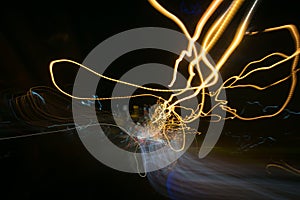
[0,1,299,199]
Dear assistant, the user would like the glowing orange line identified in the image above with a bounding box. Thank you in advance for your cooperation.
[47,0,300,151]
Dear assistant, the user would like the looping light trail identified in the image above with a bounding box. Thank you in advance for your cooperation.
[49,0,300,152]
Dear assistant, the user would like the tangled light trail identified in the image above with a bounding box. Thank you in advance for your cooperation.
[49,0,299,152]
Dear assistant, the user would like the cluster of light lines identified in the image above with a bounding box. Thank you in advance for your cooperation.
[49,0,300,154]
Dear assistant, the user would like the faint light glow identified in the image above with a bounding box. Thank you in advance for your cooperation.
[180,0,202,15]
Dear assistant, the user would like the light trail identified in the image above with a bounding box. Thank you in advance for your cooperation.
[266,160,300,176]
[48,0,300,152]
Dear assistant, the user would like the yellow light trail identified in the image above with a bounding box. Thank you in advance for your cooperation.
[266,160,300,176]
[49,0,300,152]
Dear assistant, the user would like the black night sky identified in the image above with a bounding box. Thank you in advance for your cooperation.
[0,1,299,200]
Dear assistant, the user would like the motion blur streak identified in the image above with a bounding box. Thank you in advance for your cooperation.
[145,148,300,200]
